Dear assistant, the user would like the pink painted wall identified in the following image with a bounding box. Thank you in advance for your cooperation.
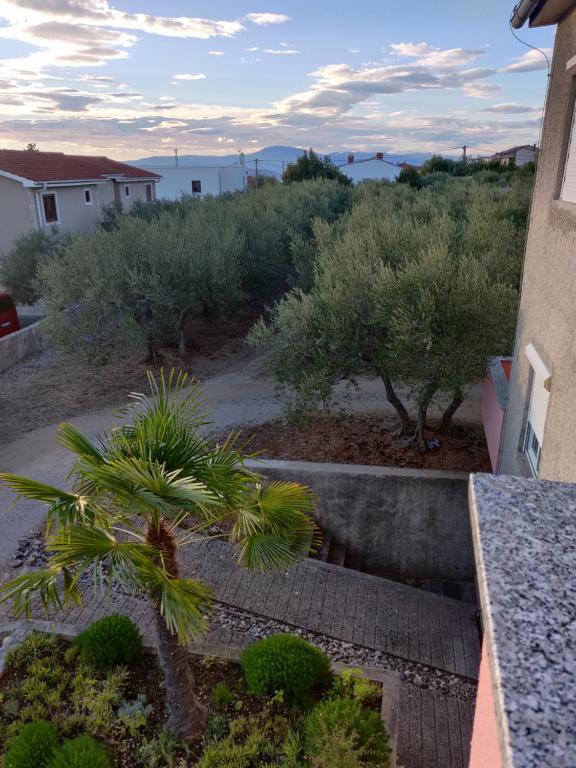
[469,641,503,768]
[481,371,506,472]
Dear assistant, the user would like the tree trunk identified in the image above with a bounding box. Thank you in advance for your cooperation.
[409,382,437,452]
[147,520,207,740]
[435,389,464,434]
[152,605,207,740]
[380,374,412,436]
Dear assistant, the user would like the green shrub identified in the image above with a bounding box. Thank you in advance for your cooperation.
[74,614,142,671]
[137,730,191,767]
[0,229,63,304]
[304,698,390,767]
[197,714,290,768]
[211,681,233,711]
[240,634,331,701]
[204,714,229,743]
[5,720,58,768]
[47,735,111,768]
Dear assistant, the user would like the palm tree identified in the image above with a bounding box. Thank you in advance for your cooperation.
[0,370,318,740]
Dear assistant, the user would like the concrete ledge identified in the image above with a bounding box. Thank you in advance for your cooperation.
[0,318,48,372]
[246,458,474,581]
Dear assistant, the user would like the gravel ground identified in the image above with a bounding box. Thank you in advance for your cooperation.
[11,533,477,704]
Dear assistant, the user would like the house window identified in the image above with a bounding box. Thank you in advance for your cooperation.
[124,185,131,198]
[561,96,576,202]
[192,180,202,194]
[83,188,92,206]
[145,184,153,203]
[41,193,59,225]
[523,343,551,476]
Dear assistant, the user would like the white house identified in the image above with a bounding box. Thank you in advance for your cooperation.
[340,153,400,184]
[489,144,538,167]
[150,165,248,200]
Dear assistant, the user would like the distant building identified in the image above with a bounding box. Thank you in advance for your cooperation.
[339,153,400,184]
[150,165,248,200]
[489,144,537,167]
[0,150,160,254]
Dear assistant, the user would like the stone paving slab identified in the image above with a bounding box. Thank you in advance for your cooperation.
[396,681,474,768]
[180,540,480,679]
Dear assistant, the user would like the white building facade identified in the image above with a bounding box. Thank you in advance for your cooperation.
[152,165,248,200]
[340,153,400,184]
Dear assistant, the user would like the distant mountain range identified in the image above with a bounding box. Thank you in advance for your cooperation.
[132,145,434,178]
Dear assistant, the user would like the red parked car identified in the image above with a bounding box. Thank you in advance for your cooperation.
[0,293,20,338]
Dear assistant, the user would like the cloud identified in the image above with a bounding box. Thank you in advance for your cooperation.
[263,48,300,55]
[500,49,551,73]
[244,13,291,25]
[481,102,541,113]
[274,43,500,117]
[173,73,207,81]
[208,50,225,56]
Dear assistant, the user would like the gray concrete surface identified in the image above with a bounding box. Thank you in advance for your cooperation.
[0,319,48,373]
[248,460,473,581]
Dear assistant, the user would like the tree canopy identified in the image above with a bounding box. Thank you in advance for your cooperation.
[283,149,351,185]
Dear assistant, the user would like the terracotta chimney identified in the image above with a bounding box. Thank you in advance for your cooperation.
[376,152,384,160]
[347,154,354,164]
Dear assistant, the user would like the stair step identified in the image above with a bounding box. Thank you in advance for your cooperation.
[316,532,332,562]
[328,541,347,567]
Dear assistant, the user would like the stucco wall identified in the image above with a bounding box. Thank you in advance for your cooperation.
[40,184,101,236]
[117,180,155,210]
[469,641,503,768]
[153,166,247,200]
[0,177,38,255]
[500,7,576,481]
[342,159,399,184]
[246,459,473,581]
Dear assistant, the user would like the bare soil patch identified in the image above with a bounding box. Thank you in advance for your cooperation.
[0,311,258,444]
[241,412,491,472]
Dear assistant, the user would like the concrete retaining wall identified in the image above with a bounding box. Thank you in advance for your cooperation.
[0,319,48,373]
[246,459,473,581]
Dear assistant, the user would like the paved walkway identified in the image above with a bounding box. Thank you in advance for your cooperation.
[182,540,480,679]
[397,682,474,768]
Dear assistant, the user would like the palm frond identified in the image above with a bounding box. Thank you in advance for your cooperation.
[0,566,81,617]
[0,474,98,529]
[138,567,213,644]
[57,423,105,466]
[231,481,319,571]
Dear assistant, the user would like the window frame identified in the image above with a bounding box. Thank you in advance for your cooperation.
[558,77,576,200]
[191,179,202,194]
[124,185,131,199]
[522,344,552,477]
[41,192,60,226]
[145,183,153,203]
[83,188,93,206]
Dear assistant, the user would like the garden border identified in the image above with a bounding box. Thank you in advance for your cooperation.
[0,618,401,767]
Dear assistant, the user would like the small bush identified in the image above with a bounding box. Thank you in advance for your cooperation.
[47,735,111,768]
[211,681,233,711]
[4,632,59,672]
[0,230,62,305]
[197,714,290,768]
[74,615,142,671]
[304,698,391,767]
[137,730,191,767]
[241,634,331,701]
[204,714,229,743]
[5,720,58,768]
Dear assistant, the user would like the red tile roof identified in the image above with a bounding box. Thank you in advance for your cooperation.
[0,150,160,183]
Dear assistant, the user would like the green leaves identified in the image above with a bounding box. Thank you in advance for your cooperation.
[232,481,319,571]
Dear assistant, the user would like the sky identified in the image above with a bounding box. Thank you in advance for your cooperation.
[0,0,555,160]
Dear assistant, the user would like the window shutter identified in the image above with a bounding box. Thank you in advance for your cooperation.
[527,370,550,443]
[561,98,576,202]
